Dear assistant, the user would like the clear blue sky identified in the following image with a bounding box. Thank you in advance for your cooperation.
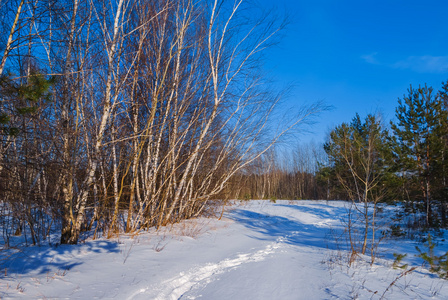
[257,0,448,144]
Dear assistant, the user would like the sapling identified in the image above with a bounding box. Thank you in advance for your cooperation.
[416,233,448,279]
[392,253,408,269]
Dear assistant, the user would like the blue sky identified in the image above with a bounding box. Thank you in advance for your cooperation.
[257,0,448,144]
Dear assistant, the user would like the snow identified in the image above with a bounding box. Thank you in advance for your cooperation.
[2,200,448,299]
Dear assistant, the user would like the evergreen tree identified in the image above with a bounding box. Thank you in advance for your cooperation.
[391,84,447,227]
[0,72,54,137]
[323,113,393,203]
[436,82,448,223]
[322,113,393,258]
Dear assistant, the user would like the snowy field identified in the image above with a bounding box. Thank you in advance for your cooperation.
[1,200,448,299]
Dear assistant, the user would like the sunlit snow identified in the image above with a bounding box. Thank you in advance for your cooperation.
[2,200,447,299]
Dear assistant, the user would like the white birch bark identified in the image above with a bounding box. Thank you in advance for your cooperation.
[0,0,25,76]
[65,0,127,243]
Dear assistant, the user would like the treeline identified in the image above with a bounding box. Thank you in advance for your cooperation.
[228,146,328,201]
[0,0,319,246]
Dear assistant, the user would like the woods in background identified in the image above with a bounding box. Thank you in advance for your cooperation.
[228,145,328,201]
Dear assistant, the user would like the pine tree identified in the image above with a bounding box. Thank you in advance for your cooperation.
[391,84,446,227]
[323,113,392,203]
[0,72,54,137]
[436,82,448,223]
[322,113,392,259]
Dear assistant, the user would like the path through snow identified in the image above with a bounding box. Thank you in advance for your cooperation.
[128,235,288,300]
[127,201,340,300]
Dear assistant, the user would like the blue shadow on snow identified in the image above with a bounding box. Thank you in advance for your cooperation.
[228,206,340,250]
[1,239,119,277]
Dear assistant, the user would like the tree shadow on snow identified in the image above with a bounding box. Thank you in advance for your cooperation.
[228,208,340,250]
[277,201,368,219]
[275,203,344,220]
[0,239,119,277]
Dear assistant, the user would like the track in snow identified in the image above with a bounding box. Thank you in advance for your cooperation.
[127,235,294,300]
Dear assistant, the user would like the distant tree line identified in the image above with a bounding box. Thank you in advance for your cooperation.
[227,145,329,201]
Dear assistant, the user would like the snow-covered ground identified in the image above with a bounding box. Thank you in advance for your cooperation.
[1,200,448,299]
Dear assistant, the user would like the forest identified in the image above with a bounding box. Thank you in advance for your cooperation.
[1,0,447,250]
